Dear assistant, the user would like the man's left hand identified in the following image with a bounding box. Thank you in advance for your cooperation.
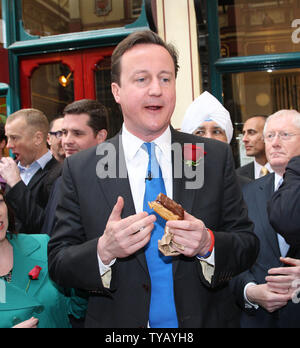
[166,211,212,257]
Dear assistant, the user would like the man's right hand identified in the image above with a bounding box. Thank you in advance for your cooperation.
[0,157,21,188]
[97,196,156,265]
[246,283,291,313]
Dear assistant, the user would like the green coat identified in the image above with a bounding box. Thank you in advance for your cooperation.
[0,234,87,328]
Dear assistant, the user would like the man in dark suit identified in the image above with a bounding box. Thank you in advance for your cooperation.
[48,30,259,328]
[269,156,300,248]
[236,116,272,180]
[41,99,109,236]
[231,110,300,328]
[0,108,60,234]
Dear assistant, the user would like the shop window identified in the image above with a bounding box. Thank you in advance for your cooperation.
[31,63,74,120]
[95,56,123,137]
[223,68,300,165]
[19,48,120,136]
[22,0,143,37]
[223,68,300,128]
[219,0,300,57]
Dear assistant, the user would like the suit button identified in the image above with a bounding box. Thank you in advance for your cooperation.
[142,284,150,292]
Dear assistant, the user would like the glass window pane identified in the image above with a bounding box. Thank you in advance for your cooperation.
[95,56,123,137]
[31,63,74,121]
[223,68,300,165]
[22,0,143,37]
[219,0,300,57]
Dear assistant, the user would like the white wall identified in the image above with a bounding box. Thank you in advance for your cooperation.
[156,0,201,129]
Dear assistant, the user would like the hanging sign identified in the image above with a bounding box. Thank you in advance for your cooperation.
[95,0,112,16]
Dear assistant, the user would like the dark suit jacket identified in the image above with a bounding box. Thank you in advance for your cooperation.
[231,173,300,328]
[5,157,61,234]
[236,162,255,180]
[269,156,300,248]
[41,176,62,236]
[48,128,259,328]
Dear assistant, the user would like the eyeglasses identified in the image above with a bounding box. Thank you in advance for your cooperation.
[264,131,300,142]
[49,131,63,139]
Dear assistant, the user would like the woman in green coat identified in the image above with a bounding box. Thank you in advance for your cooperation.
[0,190,87,328]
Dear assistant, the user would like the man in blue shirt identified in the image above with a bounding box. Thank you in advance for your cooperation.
[0,108,60,234]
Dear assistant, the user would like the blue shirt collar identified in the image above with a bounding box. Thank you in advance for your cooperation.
[18,151,52,172]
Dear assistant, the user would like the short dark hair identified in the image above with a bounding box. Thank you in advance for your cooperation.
[247,115,268,121]
[49,115,64,131]
[111,30,179,85]
[63,99,108,136]
[0,189,17,235]
[0,122,7,143]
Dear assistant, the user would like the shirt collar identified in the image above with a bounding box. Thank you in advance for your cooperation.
[274,172,283,192]
[254,160,273,178]
[18,151,52,171]
[122,124,172,163]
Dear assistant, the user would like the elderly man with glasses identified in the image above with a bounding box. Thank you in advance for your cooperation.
[231,109,300,328]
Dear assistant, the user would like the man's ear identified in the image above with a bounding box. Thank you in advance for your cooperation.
[111,82,121,104]
[34,131,44,146]
[47,134,51,147]
[96,129,108,144]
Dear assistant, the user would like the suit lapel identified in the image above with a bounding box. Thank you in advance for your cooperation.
[248,162,255,180]
[255,174,281,259]
[95,133,136,218]
[96,129,200,276]
[27,157,56,189]
[171,129,198,275]
[171,128,197,213]
[27,168,44,189]
[95,133,149,275]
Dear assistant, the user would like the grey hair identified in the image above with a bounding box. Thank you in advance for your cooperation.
[263,109,300,135]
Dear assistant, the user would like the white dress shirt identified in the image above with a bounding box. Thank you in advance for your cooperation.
[254,161,273,179]
[122,124,173,212]
[18,150,53,185]
[98,125,214,279]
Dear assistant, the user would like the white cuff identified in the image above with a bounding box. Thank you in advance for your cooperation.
[244,282,259,309]
[196,247,215,266]
[97,253,116,276]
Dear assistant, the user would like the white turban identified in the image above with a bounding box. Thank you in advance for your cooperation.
[181,91,233,144]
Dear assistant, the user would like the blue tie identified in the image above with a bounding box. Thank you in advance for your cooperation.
[143,142,178,328]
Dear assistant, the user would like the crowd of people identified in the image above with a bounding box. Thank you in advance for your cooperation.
[0,30,299,328]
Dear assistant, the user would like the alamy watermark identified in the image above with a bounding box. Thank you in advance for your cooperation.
[292,279,300,304]
[291,19,300,44]
[96,138,205,190]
